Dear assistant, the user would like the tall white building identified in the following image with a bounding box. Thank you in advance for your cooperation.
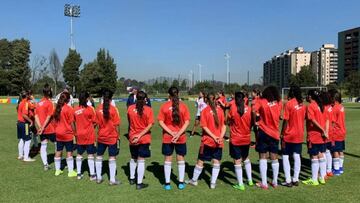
[290,47,311,74]
[311,44,338,85]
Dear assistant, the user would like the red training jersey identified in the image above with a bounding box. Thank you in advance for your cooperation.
[200,106,225,148]
[324,105,334,142]
[35,97,55,134]
[255,98,282,140]
[74,105,97,145]
[306,101,328,144]
[96,103,121,145]
[17,99,29,122]
[127,104,154,145]
[332,102,346,141]
[228,104,252,146]
[282,98,306,143]
[55,105,75,142]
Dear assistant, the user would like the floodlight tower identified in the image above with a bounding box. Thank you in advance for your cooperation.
[198,64,203,82]
[224,53,230,84]
[64,4,80,50]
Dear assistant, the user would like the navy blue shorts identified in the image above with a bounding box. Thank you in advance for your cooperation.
[307,143,326,156]
[162,143,187,156]
[77,144,96,155]
[229,143,249,160]
[17,122,31,141]
[97,142,118,157]
[282,142,302,155]
[326,142,333,150]
[40,133,56,142]
[56,141,74,152]
[198,144,223,161]
[256,130,279,154]
[331,141,345,153]
[130,144,151,158]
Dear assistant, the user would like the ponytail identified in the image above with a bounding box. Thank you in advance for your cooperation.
[102,90,113,121]
[207,93,219,128]
[288,85,303,104]
[235,91,245,116]
[54,92,70,122]
[308,90,323,112]
[136,91,146,116]
[168,86,180,125]
[79,91,89,108]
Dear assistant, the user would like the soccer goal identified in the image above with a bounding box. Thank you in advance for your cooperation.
[281,86,327,101]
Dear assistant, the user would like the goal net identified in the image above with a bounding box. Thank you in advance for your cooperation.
[281,86,327,101]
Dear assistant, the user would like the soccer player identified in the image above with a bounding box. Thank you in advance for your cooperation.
[190,91,207,137]
[254,86,282,189]
[127,91,154,190]
[16,90,35,162]
[302,90,329,186]
[228,92,253,191]
[216,90,227,110]
[53,92,77,177]
[280,85,306,187]
[329,90,346,175]
[158,86,190,190]
[35,84,56,170]
[321,91,334,178]
[187,92,226,189]
[95,90,121,185]
[74,92,97,181]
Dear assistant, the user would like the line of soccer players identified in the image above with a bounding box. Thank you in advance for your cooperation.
[16,84,346,190]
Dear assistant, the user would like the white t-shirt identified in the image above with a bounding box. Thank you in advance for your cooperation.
[196,97,207,116]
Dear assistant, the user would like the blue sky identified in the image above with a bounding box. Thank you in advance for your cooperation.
[1,0,359,84]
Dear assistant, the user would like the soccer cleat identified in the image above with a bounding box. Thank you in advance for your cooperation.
[178,183,186,190]
[233,184,245,191]
[136,183,149,190]
[17,156,24,160]
[43,164,51,171]
[280,182,293,187]
[185,179,198,186]
[23,158,36,162]
[325,172,333,180]
[109,180,121,186]
[68,170,77,178]
[339,167,344,174]
[55,170,63,176]
[163,184,172,190]
[318,178,326,185]
[248,180,254,186]
[333,169,341,176]
[210,183,216,189]
[129,179,136,185]
[96,179,103,184]
[77,174,83,180]
[270,182,278,188]
[90,175,97,181]
[292,181,299,186]
[256,182,269,190]
[302,178,319,186]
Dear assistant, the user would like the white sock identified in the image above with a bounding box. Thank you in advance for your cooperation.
[234,164,243,185]
[18,139,24,157]
[333,158,340,170]
[339,155,344,168]
[137,160,145,184]
[319,157,326,179]
[76,156,82,174]
[244,159,252,182]
[293,153,301,182]
[178,161,185,182]
[282,155,291,183]
[129,159,137,180]
[259,159,268,186]
[271,159,279,185]
[66,157,74,172]
[96,157,103,180]
[192,164,203,182]
[109,159,117,182]
[88,156,95,176]
[311,159,319,181]
[164,161,172,184]
[55,157,61,171]
[325,150,332,173]
[23,140,31,159]
[211,163,220,184]
[40,141,48,165]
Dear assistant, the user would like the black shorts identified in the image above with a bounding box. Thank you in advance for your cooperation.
[77,144,96,155]
[326,142,332,150]
[195,115,201,121]
[307,142,326,156]
[40,133,56,142]
[130,144,151,158]
[198,144,222,161]
[97,142,118,157]
[331,141,345,153]
[229,143,250,160]
[56,141,74,152]
[282,142,302,155]
[255,130,279,154]
[17,122,31,141]
[162,143,187,156]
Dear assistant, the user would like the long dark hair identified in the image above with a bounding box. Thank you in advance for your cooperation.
[288,85,303,104]
[102,89,113,121]
[136,91,146,116]
[235,91,245,116]
[307,90,323,112]
[43,84,53,98]
[320,91,331,106]
[168,86,180,125]
[329,89,341,104]
[17,90,29,110]
[207,92,219,128]
[79,91,89,108]
[54,92,70,122]
[261,85,280,102]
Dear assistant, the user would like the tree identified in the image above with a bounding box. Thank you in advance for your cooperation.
[79,61,102,95]
[97,49,117,93]
[49,49,62,95]
[171,79,179,88]
[180,79,187,91]
[345,71,360,97]
[0,39,12,95]
[224,83,241,94]
[63,49,82,95]
[289,65,317,87]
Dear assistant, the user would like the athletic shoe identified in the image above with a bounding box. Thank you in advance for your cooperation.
[129,179,136,185]
[333,169,341,176]
[256,182,269,190]
[89,175,97,181]
[270,182,278,188]
[44,164,51,171]
[55,170,63,176]
[185,179,198,186]
[163,184,172,190]
[302,178,319,186]
[17,156,24,160]
[23,158,36,162]
[292,181,299,186]
[178,183,186,190]
[136,183,149,190]
[318,178,326,185]
[248,180,254,186]
[325,171,333,180]
[280,182,293,187]
[210,183,216,189]
[339,167,344,174]
[109,180,121,186]
[77,174,83,180]
[68,170,77,178]
[96,179,103,184]
[233,184,245,191]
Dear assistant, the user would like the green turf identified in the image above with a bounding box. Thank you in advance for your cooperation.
[1,102,360,203]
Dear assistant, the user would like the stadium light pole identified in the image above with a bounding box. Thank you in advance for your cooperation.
[64,4,80,50]
[198,64,203,83]
[224,53,230,84]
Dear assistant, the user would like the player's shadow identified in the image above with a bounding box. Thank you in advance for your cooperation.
[147,161,182,185]
[29,144,40,158]
[121,162,131,180]
[47,153,55,165]
[344,152,360,159]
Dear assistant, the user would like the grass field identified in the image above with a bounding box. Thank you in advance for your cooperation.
[1,101,360,203]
